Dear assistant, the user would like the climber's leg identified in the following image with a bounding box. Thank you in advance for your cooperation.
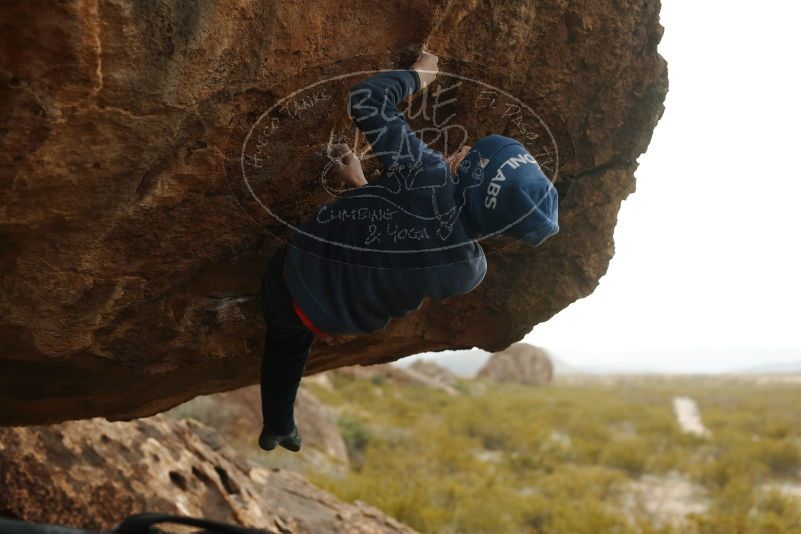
[260,322,314,434]
[259,245,315,435]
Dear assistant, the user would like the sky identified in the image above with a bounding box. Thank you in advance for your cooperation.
[518,0,801,371]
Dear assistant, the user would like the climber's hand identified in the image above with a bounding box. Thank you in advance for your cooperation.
[412,50,439,90]
[331,143,367,188]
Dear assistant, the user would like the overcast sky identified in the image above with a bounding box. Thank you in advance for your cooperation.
[522,0,801,370]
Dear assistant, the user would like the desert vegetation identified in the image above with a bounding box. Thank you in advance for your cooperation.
[298,373,801,533]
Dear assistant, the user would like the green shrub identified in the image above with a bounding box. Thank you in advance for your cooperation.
[301,375,801,534]
[753,439,801,476]
[337,415,372,466]
[369,374,386,386]
[600,438,648,477]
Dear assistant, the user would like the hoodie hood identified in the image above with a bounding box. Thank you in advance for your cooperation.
[454,135,559,246]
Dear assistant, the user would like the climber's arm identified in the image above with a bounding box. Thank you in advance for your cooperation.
[347,52,439,170]
[347,70,423,169]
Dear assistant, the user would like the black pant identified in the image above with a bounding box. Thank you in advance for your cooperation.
[259,245,315,435]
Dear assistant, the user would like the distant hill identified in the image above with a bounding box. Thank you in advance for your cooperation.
[395,347,801,375]
[394,349,490,377]
[535,347,801,374]
[394,348,588,377]
[730,360,801,374]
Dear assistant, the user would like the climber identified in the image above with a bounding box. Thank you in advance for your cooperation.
[258,50,560,452]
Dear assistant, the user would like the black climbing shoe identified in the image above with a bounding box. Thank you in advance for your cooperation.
[258,427,280,451]
[277,424,302,452]
[259,423,302,453]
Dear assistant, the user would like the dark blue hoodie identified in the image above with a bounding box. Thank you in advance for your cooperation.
[283,69,559,335]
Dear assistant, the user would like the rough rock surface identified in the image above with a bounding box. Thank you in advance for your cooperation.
[334,363,461,396]
[408,359,459,386]
[0,415,416,533]
[0,0,667,424]
[477,342,554,385]
[166,384,350,476]
[292,386,350,468]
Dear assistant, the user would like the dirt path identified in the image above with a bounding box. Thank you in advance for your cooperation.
[672,396,711,437]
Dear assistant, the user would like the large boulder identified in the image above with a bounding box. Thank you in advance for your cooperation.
[477,343,554,385]
[0,415,416,533]
[0,0,667,424]
[166,384,350,477]
[408,359,459,386]
[332,363,461,396]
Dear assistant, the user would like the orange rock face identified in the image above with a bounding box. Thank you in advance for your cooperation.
[0,1,667,424]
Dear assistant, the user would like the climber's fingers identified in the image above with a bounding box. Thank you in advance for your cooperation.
[412,50,439,89]
[331,143,358,167]
[328,142,366,187]
[415,50,439,70]
[331,143,349,157]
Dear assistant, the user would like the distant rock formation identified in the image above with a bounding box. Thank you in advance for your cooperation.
[477,343,554,385]
[166,384,349,477]
[333,363,461,396]
[408,359,459,386]
[293,387,350,469]
[0,0,667,424]
[0,415,416,533]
